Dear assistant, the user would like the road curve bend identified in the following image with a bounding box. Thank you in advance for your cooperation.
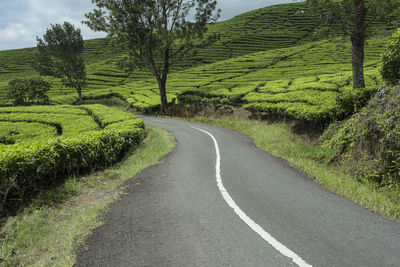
[76,116,400,267]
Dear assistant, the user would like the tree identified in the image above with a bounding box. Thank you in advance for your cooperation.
[33,22,86,102]
[84,0,220,114]
[7,77,51,106]
[304,0,399,89]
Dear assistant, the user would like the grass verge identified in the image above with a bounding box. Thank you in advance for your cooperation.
[0,126,175,266]
[190,115,400,221]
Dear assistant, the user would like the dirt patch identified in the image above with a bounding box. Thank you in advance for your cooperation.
[288,121,325,144]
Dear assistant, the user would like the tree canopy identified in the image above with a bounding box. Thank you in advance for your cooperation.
[84,0,220,113]
[381,28,400,86]
[33,22,86,102]
[7,77,51,106]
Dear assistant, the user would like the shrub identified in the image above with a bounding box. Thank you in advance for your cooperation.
[381,28,400,86]
[322,87,400,185]
[7,77,51,106]
[0,126,145,214]
[178,91,230,106]
[335,86,377,118]
[0,105,145,215]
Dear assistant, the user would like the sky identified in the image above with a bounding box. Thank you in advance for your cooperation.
[0,0,294,51]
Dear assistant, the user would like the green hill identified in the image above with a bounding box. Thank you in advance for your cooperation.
[0,2,398,123]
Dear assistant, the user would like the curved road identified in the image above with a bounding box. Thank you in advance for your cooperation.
[76,116,400,266]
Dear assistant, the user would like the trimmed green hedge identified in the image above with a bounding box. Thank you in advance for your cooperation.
[0,106,145,215]
[178,91,230,106]
[381,28,400,86]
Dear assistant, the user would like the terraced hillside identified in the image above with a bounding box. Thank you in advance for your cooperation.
[76,37,387,123]
[0,3,315,102]
[0,2,399,123]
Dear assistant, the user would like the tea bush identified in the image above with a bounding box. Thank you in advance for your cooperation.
[7,77,50,106]
[381,28,400,86]
[0,105,145,214]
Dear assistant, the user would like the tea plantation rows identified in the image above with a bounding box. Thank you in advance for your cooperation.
[0,2,399,123]
[0,105,145,212]
[75,37,386,123]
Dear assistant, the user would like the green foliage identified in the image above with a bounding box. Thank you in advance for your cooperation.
[0,110,98,137]
[80,104,137,128]
[0,105,87,115]
[322,87,400,185]
[335,85,377,118]
[7,77,50,106]
[178,91,230,106]
[242,71,380,123]
[33,22,86,101]
[0,122,57,145]
[84,0,220,113]
[381,28,400,86]
[0,105,145,215]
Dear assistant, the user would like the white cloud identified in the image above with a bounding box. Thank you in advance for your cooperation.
[0,23,33,42]
[0,0,106,50]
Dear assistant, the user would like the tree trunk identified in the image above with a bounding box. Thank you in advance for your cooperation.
[351,31,366,89]
[157,78,169,114]
[77,85,83,103]
[351,0,367,89]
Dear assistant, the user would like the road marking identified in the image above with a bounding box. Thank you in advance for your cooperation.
[191,126,312,267]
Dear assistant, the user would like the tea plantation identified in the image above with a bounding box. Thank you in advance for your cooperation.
[0,2,398,116]
[0,105,145,212]
[1,2,398,123]
[97,37,386,123]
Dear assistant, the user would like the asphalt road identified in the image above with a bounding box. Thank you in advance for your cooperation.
[76,116,400,267]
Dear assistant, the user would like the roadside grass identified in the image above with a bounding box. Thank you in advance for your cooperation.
[190,115,400,221]
[0,126,175,266]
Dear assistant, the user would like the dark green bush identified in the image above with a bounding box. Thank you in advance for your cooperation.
[335,86,377,118]
[178,94,203,104]
[7,77,51,106]
[381,28,400,86]
[178,92,230,106]
[323,87,400,185]
[0,136,14,145]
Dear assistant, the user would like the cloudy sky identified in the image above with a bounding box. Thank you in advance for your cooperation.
[0,0,294,51]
